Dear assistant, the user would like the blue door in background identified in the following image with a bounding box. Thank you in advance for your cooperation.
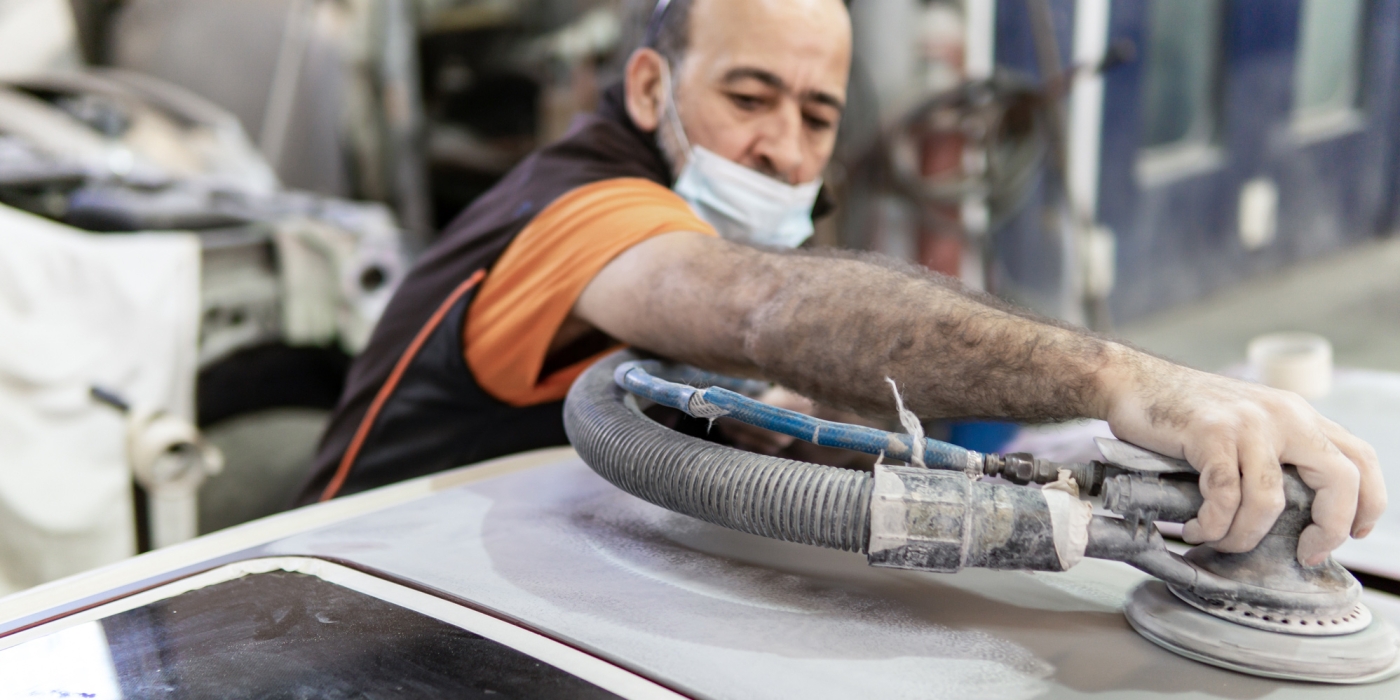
[1099,0,1400,322]
[993,0,1400,325]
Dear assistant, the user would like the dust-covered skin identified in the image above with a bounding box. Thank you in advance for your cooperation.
[1100,354,1383,566]
[567,0,1385,568]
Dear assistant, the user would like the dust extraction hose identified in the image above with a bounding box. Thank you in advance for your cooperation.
[564,350,873,553]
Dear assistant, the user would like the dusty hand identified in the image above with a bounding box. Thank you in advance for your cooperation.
[1099,352,1386,566]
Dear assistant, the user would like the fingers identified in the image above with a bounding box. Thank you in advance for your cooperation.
[1182,442,1241,545]
[1284,427,1361,567]
[758,386,815,414]
[716,386,818,455]
[717,418,797,455]
[1110,367,1382,567]
[1212,437,1285,553]
[1319,419,1387,538]
[1297,524,1334,568]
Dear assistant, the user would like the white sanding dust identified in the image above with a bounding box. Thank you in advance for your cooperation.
[267,460,1054,698]
[479,469,1055,699]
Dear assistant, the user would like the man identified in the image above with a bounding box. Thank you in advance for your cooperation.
[298,0,1384,568]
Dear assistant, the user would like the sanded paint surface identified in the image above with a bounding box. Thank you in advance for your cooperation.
[264,457,1400,699]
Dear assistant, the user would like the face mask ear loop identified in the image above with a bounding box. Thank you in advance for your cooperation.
[659,60,693,156]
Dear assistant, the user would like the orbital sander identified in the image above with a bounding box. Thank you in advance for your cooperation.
[564,351,1400,683]
[1093,439,1400,683]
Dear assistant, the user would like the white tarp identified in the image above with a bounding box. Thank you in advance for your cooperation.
[0,203,200,594]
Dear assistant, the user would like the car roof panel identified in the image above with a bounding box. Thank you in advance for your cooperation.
[262,456,1400,699]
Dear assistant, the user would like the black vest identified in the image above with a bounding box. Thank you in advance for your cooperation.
[296,86,672,503]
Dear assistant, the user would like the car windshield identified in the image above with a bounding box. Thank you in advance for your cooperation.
[0,567,623,699]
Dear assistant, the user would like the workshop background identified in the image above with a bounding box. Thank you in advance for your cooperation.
[1,0,1397,596]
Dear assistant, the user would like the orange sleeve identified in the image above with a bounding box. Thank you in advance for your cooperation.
[465,177,717,407]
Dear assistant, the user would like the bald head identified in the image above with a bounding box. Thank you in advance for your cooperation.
[625,0,852,185]
[646,0,850,68]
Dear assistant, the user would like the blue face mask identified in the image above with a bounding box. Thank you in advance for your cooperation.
[661,65,823,248]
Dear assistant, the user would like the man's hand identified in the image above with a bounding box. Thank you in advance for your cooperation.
[1098,350,1387,566]
[714,387,812,455]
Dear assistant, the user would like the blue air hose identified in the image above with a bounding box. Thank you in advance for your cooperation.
[613,358,986,473]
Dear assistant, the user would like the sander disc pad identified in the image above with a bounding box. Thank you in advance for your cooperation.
[1125,580,1400,684]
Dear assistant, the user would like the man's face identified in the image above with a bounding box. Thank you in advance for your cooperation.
[667,0,851,185]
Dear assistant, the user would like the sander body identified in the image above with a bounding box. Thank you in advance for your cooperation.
[1091,440,1400,684]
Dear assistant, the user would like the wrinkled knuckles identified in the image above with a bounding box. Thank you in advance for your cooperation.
[1190,410,1245,436]
[1202,465,1243,498]
[1352,441,1381,471]
[1250,465,1284,493]
[1265,390,1310,416]
[1190,413,1268,448]
[1325,460,1363,492]
[1319,432,1349,458]
[1257,491,1288,520]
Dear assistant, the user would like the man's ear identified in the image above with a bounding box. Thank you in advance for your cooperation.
[624,48,666,132]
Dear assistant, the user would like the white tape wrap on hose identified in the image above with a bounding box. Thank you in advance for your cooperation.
[1041,485,1094,570]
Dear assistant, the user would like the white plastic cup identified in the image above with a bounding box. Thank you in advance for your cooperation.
[1247,332,1333,400]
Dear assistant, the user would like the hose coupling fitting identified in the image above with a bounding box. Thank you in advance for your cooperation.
[982,453,1107,494]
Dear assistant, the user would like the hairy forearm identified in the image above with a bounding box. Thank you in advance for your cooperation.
[580,232,1132,422]
[747,251,1123,421]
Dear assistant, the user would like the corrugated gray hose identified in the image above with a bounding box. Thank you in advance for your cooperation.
[564,350,873,553]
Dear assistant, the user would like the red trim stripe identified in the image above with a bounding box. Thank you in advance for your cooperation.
[320,269,487,502]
